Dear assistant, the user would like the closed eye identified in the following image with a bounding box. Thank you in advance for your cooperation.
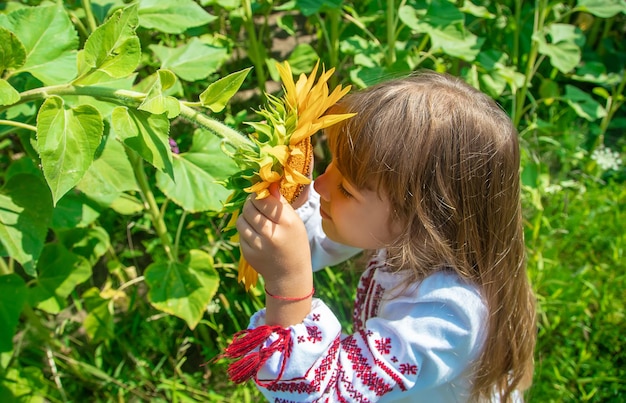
[338,183,353,198]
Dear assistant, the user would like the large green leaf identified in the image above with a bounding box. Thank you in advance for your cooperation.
[28,243,92,314]
[199,67,252,112]
[150,38,229,82]
[0,27,26,73]
[51,192,101,230]
[138,0,217,34]
[295,0,342,16]
[577,0,626,18]
[536,23,586,74]
[564,85,607,121]
[0,79,20,106]
[0,274,27,352]
[111,106,174,179]
[36,96,104,204]
[0,4,78,84]
[138,69,181,118]
[75,4,140,85]
[77,133,138,206]
[399,1,483,61]
[145,249,219,329]
[0,174,53,276]
[156,130,238,212]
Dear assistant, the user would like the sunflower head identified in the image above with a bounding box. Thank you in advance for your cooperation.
[223,60,356,289]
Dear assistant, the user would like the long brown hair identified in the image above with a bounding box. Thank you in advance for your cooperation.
[325,71,536,401]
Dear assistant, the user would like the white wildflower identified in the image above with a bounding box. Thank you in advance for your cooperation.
[206,299,221,314]
[591,146,622,171]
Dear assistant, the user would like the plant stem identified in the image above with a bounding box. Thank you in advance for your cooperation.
[0,119,37,132]
[386,0,396,66]
[242,0,267,97]
[513,0,546,128]
[81,0,98,33]
[128,150,175,262]
[0,258,11,275]
[596,72,626,146]
[9,84,254,150]
[173,210,188,260]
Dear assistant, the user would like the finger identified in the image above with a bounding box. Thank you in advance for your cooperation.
[236,213,263,250]
[249,191,286,224]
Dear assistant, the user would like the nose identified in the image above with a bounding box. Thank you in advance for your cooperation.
[313,164,331,201]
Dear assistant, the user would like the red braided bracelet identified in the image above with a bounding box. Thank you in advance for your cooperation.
[265,286,315,302]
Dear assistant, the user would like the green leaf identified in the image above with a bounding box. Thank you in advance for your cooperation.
[57,226,110,266]
[138,69,181,118]
[145,249,219,329]
[82,287,115,343]
[399,1,483,61]
[138,0,217,34]
[577,0,626,18]
[156,130,239,212]
[286,43,319,74]
[536,23,585,73]
[51,192,101,230]
[111,106,174,179]
[0,27,26,72]
[36,96,104,204]
[199,67,252,112]
[75,4,140,84]
[295,0,342,16]
[0,4,78,85]
[0,79,20,106]
[0,174,53,276]
[28,243,92,314]
[564,85,607,121]
[0,274,27,352]
[150,38,229,82]
[77,133,138,206]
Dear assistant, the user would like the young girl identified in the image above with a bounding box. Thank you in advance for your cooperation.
[227,71,536,402]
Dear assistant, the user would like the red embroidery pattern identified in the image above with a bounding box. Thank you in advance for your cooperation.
[340,334,394,397]
[307,326,323,343]
[259,254,416,400]
[267,335,341,394]
[399,363,418,375]
[375,337,392,355]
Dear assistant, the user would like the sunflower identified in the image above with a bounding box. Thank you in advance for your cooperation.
[223,60,355,290]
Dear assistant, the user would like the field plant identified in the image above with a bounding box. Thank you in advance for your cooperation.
[0,0,624,401]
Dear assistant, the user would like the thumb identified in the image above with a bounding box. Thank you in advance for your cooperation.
[268,181,285,203]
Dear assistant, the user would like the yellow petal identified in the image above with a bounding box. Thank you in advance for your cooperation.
[295,60,320,108]
[237,257,258,291]
[314,113,357,130]
[284,164,313,185]
[276,62,297,109]
[244,180,271,197]
[290,121,315,145]
[259,163,281,183]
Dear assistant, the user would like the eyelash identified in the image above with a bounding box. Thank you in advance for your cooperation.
[338,183,353,198]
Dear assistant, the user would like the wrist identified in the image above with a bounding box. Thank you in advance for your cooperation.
[265,286,315,301]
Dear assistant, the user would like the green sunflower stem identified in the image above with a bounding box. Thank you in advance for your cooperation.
[127,150,175,262]
[8,84,255,151]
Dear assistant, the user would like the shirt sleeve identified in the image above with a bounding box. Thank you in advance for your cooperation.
[224,269,487,402]
[295,183,362,271]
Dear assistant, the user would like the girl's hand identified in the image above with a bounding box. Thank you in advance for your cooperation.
[237,183,313,298]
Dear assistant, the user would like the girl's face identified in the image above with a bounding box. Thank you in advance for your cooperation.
[313,161,402,249]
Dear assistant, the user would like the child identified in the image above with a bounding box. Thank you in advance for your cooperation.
[227,71,536,402]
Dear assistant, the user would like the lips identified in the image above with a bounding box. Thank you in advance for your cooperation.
[319,206,331,220]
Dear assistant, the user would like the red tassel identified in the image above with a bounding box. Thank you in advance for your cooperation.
[222,325,293,385]
[224,326,278,358]
[228,352,261,384]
